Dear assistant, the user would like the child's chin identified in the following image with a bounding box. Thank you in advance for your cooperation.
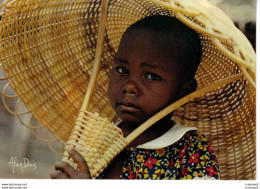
[120,115,144,127]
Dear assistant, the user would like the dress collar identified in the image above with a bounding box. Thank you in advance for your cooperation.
[136,124,197,150]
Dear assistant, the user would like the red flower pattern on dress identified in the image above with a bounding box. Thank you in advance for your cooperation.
[179,145,188,158]
[185,132,191,138]
[126,166,132,172]
[188,153,200,164]
[212,155,219,164]
[181,168,188,176]
[156,149,165,157]
[144,157,158,169]
[137,155,142,162]
[206,166,218,176]
[119,131,220,180]
[129,171,137,179]
[168,159,174,168]
[208,142,213,152]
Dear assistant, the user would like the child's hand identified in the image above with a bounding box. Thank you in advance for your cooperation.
[50,149,92,179]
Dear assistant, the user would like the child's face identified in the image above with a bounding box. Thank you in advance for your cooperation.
[108,29,183,125]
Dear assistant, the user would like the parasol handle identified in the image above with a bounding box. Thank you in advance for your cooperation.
[125,73,244,144]
[81,0,109,111]
[240,65,255,89]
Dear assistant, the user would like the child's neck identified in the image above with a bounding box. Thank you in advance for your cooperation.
[121,117,174,148]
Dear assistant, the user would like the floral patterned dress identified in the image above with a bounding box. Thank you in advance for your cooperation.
[120,130,220,179]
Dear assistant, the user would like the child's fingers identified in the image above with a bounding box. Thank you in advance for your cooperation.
[68,149,91,175]
[50,170,69,179]
[54,161,78,177]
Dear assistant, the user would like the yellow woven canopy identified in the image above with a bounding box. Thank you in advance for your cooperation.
[0,0,255,179]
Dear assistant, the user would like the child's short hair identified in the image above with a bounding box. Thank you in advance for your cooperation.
[123,15,202,82]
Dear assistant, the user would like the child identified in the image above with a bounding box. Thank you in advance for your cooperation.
[50,15,220,180]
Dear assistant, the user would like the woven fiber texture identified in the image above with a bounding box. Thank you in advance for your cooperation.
[0,0,255,179]
[62,111,127,178]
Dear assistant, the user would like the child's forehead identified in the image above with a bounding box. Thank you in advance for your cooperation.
[119,28,177,53]
[116,29,181,72]
[121,28,161,42]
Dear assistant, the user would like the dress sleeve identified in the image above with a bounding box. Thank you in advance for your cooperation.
[177,131,220,180]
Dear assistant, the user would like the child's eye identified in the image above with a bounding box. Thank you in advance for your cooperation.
[116,67,129,75]
[145,73,162,81]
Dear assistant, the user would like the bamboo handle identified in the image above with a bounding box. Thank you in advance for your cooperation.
[81,0,109,111]
[240,65,255,89]
[125,73,244,144]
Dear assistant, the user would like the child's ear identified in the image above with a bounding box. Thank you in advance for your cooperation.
[179,78,197,98]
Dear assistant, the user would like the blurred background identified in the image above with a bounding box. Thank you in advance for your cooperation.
[0,0,256,179]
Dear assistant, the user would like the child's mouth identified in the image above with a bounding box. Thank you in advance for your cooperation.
[117,101,141,113]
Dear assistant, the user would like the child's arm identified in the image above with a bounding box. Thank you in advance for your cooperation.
[50,149,92,179]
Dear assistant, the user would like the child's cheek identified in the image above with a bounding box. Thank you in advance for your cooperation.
[108,79,120,107]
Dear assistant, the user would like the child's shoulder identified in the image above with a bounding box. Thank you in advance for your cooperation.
[183,130,209,141]
[177,129,212,147]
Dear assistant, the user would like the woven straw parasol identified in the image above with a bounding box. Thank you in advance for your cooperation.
[0,0,255,179]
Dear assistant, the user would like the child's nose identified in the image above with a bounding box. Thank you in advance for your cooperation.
[122,78,140,96]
